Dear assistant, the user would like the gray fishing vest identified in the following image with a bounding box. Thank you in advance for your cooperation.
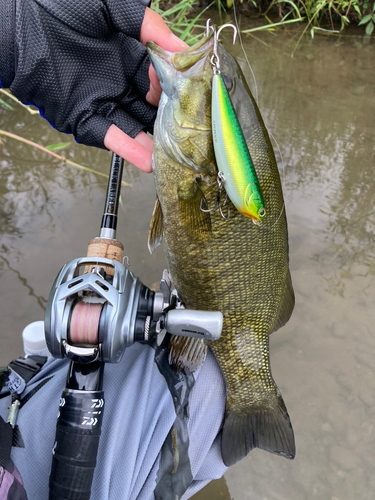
[0,344,227,499]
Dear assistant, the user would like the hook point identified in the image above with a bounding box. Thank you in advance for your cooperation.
[216,24,238,45]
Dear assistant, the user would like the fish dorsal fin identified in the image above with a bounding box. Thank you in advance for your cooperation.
[272,270,295,333]
[148,196,163,254]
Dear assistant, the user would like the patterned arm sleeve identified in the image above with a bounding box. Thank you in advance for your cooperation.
[0,0,16,88]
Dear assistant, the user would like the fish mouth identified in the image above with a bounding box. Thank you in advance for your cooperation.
[147,31,214,73]
[146,41,172,61]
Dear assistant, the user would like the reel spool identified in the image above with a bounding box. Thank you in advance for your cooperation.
[45,256,144,363]
[69,301,103,346]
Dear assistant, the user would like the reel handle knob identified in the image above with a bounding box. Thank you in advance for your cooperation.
[164,309,223,341]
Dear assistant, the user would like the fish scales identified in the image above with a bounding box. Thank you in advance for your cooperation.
[147,32,295,466]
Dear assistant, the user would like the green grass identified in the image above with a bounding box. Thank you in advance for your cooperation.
[273,0,375,35]
[151,0,375,38]
[151,0,213,44]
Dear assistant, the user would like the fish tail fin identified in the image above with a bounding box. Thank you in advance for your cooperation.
[222,386,295,466]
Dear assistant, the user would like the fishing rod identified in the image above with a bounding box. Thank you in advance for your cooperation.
[45,152,223,500]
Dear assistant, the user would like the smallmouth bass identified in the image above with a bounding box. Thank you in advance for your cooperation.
[147,32,295,466]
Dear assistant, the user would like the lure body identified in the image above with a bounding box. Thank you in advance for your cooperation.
[211,72,265,223]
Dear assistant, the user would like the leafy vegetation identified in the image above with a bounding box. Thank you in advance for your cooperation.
[152,0,306,41]
[151,0,375,37]
[358,0,375,34]
[269,0,375,35]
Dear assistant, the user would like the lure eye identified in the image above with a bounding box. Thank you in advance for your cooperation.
[222,73,233,91]
[259,208,265,217]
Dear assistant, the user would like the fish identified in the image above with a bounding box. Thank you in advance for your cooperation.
[146,31,295,467]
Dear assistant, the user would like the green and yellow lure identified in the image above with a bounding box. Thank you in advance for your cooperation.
[211,26,265,224]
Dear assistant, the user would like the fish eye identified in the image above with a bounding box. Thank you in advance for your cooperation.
[222,73,233,91]
[259,208,265,217]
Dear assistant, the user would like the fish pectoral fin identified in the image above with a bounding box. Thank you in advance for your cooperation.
[186,133,217,176]
[174,108,211,133]
[271,270,295,333]
[177,179,212,240]
[173,127,216,177]
[148,196,163,254]
[222,386,295,466]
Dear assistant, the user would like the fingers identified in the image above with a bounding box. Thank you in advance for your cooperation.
[104,125,153,173]
[141,7,188,107]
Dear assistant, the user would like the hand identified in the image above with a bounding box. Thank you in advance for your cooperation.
[104,8,188,172]
[7,1,187,173]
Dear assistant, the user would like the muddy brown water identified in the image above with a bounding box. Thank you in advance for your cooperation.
[0,22,374,500]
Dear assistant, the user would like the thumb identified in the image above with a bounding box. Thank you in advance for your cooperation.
[140,7,188,52]
[140,8,188,107]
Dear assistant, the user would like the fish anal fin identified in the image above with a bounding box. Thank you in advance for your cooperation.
[222,387,295,466]
[169,336,208,373]
[148,196,163,254]
[272,270,295,333]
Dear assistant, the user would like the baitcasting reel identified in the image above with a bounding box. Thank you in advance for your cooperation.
[45,259,223,364]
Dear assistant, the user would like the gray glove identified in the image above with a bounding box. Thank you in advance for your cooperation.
[0,0,156,148]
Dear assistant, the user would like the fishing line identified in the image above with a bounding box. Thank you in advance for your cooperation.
[268,130,286,187]
[233,1,259,105]
[267,131,286,230]
[232,2,286,232]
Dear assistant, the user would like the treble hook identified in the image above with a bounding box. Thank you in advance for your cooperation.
[205,18,215,37]
[211,23,238,74]
[199,172,230,221]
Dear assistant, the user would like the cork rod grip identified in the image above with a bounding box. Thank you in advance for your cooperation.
[85,238,124,276]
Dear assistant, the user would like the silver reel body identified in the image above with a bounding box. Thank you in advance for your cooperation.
[45,257,223,364]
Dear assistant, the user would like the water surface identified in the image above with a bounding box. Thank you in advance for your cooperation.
[0,22,374,500]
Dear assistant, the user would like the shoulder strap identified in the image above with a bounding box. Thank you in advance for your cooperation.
[0,355,50,456]
[3,356,48,397]
[0,416,13,469]
[8,356,47,386]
